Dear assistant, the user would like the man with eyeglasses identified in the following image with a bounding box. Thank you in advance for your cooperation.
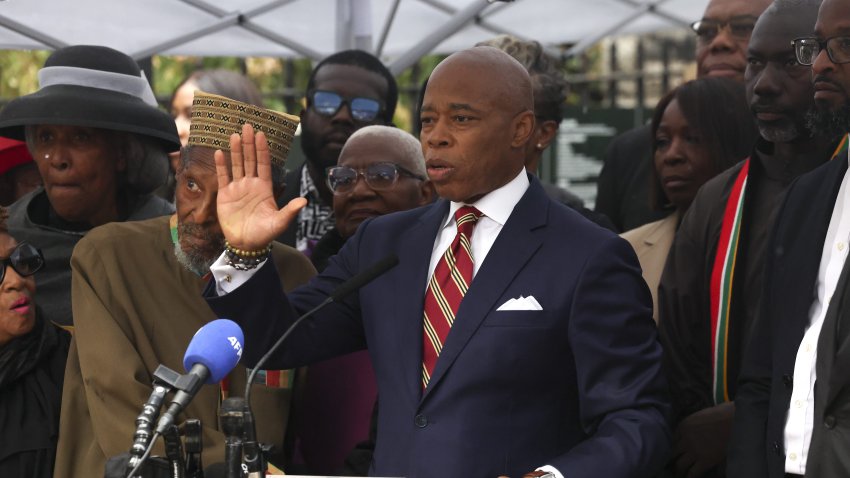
[276,50,397,258]
[729,1,850,477]
[290,125,434,475]
[659,1,848,477]
[595,0,771,233]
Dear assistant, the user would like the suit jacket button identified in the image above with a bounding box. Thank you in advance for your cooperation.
[825,415,837,429]
[414,414,428,428]
[783,374,793,388]
[772,441,781,455]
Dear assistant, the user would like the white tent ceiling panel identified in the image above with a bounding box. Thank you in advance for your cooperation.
[0,0,709,62]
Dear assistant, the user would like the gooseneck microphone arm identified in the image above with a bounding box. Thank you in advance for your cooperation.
[242,253,401,399]
[127,384,169,473]
[240,254,400,476]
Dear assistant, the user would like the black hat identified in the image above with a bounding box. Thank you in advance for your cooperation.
[0,45,180,152]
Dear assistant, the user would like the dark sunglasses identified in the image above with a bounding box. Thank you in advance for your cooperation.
[690,17,756,43]
[310,90,383,122]
[1,242,45,284]
[326,162,425,194]
[792,37,850,66]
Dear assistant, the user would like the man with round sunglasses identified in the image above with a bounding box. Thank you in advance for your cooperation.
[276,50,398,258]
[291,125,434,475]
[730,0,850,477]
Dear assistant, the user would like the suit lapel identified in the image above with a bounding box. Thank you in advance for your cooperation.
[422,180,549,402]
[819,256,850,408]
[395,201,449,403]
[779,159,848,358]
[808,159,850,409]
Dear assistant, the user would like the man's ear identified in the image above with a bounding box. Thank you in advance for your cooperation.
[536,120,559,150]
[418,180,437,205]
[510,110,536,148]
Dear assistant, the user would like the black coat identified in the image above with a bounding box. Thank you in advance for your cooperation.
[729,156,848,478]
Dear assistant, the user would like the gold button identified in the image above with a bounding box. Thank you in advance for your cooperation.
[790,453,797,461]
[224,274,232,283]
[838,242,846,251]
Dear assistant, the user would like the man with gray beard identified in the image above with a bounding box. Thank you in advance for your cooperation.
[657,0,847,476]
[54,92,316,477]
[730,0,850,476]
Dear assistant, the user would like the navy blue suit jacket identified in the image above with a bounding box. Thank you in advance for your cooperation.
[207,177,671,477]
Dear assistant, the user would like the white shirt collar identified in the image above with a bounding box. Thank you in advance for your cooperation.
[443,168,529,228]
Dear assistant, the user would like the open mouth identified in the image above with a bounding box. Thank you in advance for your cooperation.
[426,159,454,181]
[10,296,31,314]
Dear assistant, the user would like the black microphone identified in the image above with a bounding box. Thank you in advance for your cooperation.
[219,397,245,478]
[241,254,400,476]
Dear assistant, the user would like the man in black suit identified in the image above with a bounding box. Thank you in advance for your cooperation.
[728,0,850,476]
[595,0,771,232]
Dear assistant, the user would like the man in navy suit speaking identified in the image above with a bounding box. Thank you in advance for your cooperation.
[206,47,670,478]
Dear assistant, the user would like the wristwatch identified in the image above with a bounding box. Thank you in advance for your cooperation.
[525,472,556,478]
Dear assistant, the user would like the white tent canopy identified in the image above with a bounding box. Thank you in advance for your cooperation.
[0,0,708,74]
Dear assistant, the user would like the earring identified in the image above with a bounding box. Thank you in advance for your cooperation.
[536,143,544,149]
[44,153,50,160]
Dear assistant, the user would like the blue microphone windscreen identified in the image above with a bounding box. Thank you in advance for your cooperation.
[183,319,244,384]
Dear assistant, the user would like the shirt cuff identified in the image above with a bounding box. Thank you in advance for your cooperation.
[209,251,266,295]
[537,465,563,478]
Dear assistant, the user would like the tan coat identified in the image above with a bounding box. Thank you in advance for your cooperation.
[54,215,316,478]
[621,212,679,323]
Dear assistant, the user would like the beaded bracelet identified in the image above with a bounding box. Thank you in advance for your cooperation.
[224,241,272,271]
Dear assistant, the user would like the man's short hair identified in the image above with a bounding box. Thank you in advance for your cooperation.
[343,125,426,176]
[306,50,398,123]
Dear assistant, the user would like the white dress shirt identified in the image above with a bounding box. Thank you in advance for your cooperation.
[783,152,850,474]
[427,168,529,282]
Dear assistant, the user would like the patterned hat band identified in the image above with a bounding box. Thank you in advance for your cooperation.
[188,91,300,166]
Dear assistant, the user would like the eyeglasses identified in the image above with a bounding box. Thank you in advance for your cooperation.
[690,17,756,43]
[326,162,425,194]
[792,37,850,66]
[0,243,45,284]
[309,90,383,122]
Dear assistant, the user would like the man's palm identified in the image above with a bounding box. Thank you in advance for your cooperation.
[214,124,305,251]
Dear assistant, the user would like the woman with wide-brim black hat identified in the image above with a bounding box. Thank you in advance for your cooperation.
[0,44,181,327]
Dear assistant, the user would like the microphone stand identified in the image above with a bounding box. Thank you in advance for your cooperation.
[128,365,187,475]
[220,397,246,478]
[162,424,186,478]
[182,419,204,478]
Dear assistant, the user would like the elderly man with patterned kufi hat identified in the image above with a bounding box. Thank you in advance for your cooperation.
[0,45,182,327]
[54,91,316,478]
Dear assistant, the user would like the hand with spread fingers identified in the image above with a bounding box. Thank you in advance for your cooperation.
[214,123,307,251]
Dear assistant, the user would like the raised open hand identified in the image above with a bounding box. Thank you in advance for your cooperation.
[215,123,306,251]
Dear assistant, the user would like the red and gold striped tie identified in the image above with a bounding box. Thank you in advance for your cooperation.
[422,206,482,388]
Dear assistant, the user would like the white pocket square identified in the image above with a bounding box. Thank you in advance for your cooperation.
[496,295,543,311]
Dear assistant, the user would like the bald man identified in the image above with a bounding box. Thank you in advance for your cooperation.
[206,47,670,478]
